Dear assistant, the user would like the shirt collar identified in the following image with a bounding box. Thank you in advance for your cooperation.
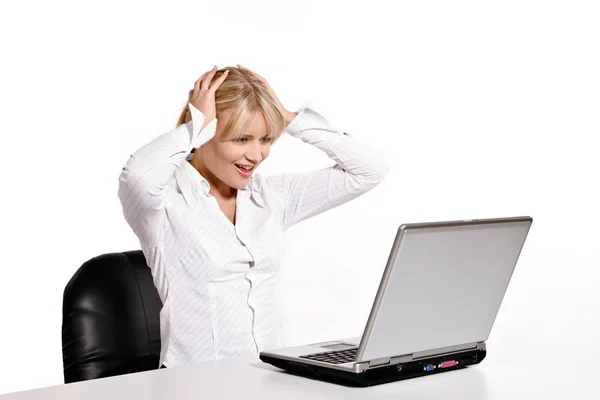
[176,157,266,208]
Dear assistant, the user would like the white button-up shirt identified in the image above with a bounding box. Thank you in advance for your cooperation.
[118,102,389,368]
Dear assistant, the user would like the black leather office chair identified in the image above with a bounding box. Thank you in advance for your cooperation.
[61,250,162,383]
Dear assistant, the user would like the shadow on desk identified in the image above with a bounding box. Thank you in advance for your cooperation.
[250,362,488,398]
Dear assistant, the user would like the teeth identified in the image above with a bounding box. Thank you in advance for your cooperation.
[236,164,253,170]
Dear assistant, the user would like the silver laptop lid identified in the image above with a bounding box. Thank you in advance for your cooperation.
[355,216,532,362]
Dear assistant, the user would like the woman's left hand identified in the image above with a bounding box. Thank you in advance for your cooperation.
[237,64,297,125]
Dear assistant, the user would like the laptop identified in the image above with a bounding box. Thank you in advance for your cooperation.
[260,216,533,386]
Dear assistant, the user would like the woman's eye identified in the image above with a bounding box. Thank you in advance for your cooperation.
[235,137,272,143]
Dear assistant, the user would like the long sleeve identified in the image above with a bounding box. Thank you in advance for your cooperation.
[118,104,217,246]
[266,104,390,231]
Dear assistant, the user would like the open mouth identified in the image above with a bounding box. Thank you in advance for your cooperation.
[235,164,255,175]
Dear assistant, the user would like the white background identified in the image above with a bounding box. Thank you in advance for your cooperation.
[0,0,598,396]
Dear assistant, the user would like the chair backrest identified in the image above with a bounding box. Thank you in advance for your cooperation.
[61,250,162,383]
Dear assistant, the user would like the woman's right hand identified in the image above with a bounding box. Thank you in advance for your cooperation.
[188,66,229,131]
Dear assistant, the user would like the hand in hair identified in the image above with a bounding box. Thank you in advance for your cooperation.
[237,64,298,126]
[188,66,230,131]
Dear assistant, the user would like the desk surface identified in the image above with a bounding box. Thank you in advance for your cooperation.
[0,352,595,399]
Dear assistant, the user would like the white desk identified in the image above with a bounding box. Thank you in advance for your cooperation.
[0,352,594,399]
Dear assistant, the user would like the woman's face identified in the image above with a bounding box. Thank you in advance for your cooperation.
[194,110,274,194]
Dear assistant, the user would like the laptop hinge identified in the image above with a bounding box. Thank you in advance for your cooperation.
[368,357,391,367]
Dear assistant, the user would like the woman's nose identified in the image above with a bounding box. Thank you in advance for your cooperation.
[246,143,262,163]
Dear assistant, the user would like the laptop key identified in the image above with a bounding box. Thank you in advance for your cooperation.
[300,347,358,364]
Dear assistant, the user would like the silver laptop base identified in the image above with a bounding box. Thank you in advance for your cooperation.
[259,347,486,387]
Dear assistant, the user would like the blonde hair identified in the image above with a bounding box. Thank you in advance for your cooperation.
[177,66,285,144]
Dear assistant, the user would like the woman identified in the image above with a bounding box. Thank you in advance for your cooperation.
[118,65,389,369]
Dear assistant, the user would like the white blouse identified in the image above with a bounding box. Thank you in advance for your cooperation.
[118,102,389,368]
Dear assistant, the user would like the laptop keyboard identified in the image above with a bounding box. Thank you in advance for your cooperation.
[299,347,358,364]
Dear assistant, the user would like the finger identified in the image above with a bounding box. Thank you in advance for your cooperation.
[246,68,265,82]
[238,64,263,80]
[201,65,219,91]
[255,75,272,92]
[209,70,229,92]
[250,70,268,85]
[237,64,272,93]
[198,68,214,91]
[194,69,213,91]
[194,74,207,93]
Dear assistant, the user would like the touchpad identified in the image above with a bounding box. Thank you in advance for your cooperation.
[319,342,356,350]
